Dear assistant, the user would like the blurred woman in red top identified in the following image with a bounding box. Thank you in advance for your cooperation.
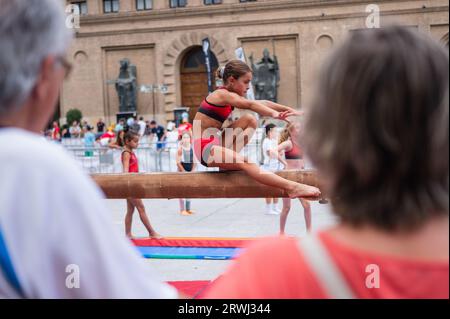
[203,26,449,299]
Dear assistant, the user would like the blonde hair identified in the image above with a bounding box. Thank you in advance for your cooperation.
[179,130,192,141]
[279,123,294,145]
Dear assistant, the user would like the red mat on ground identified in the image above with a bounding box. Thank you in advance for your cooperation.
[132,237,254,248]
[168,280,211,298]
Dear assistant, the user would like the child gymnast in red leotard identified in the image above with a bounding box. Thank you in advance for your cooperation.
[122,131,161,239]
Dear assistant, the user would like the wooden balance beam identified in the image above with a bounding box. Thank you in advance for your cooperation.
[91,170,319,199]
[91,169,323,199]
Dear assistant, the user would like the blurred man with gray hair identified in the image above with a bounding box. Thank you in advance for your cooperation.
[0,0,177,298]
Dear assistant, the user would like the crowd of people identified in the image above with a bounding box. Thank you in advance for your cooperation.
[46,116,172,149]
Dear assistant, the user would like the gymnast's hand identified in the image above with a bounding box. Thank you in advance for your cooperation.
[274,110,294,122]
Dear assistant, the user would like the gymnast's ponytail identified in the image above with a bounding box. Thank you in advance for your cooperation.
[216,60,251,84]
[216,66,225,80]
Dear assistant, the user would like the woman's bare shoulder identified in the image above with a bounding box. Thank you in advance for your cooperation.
[207,89,229,104]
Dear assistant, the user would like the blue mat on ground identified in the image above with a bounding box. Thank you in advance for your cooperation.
[137,246,241,260]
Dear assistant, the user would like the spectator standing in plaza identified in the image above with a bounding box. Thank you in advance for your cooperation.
[149,120,167,151]
[81,120,89,132]
[149,120,167,171]
[50,121,60,141]
[115,119,124,133]
[276,122,312,233]
[0,0,177,298]
[126,116,136,131]
[167,120,176,133]
[177,114,193,140]
[61,124,71,139]
[96,118,105,133]
[84,125,95,157]
[176,132,196,216]
[130,121,141,135]
[144,120,152,136]
[261,123,283,215]
[69,120,81,138]
[137,116,146,137]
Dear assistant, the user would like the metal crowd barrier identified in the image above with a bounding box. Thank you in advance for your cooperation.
[58,130,265,174]
[61,144,177,173]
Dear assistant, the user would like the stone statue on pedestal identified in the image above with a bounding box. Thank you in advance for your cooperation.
[249,48,280,102]
[115,58,137,112]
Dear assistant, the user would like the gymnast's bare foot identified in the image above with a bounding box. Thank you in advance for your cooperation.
[126,233,133,239]
[287,183,321,200]
[149,232,163,239]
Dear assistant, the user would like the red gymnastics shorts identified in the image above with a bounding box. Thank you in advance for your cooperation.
[193,136,221,167]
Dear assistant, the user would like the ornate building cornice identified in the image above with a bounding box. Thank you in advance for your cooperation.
[75,4,448,38]
[78,0,445,25]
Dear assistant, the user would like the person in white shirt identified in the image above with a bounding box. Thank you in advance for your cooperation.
[127,117,135,128]
[69,121,81,138]
[137,116,146,137]
[166,120,176,132]
[0,0,178,299]
[261,123,284,215]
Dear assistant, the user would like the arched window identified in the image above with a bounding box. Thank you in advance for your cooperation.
[181,46,218,73]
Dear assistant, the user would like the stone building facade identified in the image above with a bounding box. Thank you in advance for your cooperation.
[62,0,449,125]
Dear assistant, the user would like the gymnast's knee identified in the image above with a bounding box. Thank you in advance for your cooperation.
[241,113,257,129]
[301,199,311,210]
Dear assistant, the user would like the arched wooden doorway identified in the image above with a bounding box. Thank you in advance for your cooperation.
[180,46,219,121]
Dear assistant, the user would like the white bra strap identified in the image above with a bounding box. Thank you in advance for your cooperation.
[297,234,355,299]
